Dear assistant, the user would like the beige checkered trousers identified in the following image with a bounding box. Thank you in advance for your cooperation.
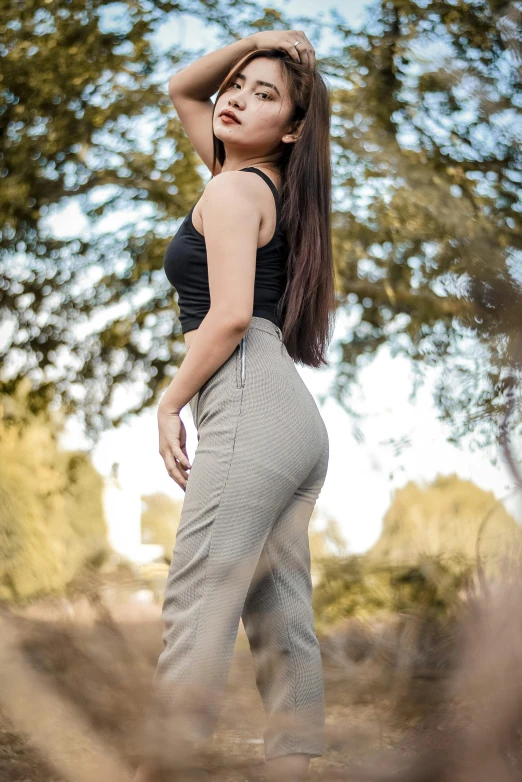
[151,316,329,760]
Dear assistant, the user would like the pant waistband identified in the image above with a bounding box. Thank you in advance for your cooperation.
[247,316,283,341]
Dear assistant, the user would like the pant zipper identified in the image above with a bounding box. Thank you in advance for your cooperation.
[240,333,247,387]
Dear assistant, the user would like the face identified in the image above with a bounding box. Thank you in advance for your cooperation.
[213,57,297,154]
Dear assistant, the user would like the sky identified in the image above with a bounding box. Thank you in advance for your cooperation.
[59,0,522,555]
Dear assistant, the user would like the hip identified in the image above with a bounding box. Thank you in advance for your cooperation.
[188,317,328,452]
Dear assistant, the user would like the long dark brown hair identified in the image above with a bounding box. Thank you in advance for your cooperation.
[211,48,336,368]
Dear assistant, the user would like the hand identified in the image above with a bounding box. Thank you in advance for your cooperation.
[249,30,316,70]
[158,404,192,491]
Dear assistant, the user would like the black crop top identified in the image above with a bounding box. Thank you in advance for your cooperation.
[163,166,288,334]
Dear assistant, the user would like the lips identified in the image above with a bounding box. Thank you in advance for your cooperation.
[219,109,240,124]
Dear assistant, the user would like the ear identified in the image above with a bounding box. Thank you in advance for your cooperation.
[282,120,304,144]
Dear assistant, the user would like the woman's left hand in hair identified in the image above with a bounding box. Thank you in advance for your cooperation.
[249,30,316,70]
[158,404,191,491]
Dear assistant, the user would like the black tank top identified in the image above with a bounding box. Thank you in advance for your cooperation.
[163,167,288,334]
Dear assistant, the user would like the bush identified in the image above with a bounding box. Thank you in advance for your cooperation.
[0,379,110,603]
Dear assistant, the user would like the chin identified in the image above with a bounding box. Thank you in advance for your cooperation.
[214,129,244,146]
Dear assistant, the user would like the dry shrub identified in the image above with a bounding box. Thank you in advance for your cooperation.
[2,560,522,781]
[322,558,522,781]
[0,601,269,782]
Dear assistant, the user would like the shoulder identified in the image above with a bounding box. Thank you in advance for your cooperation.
[200,171,265,211]
[196,172,264,247]
[200,171,264,233]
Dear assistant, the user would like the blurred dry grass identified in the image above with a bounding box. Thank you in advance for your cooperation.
[2,555,522,781]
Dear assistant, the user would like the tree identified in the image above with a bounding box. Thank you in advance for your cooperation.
[324,0,522,449]
[312,472,522,627]
[0,0,287,437]
[368,472,521,571]
[141,491,182,562]
[2,0,521,452]
[309,511,348,556]
[0,378,110,602]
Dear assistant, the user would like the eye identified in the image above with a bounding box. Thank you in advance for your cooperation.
[257,92,272,100]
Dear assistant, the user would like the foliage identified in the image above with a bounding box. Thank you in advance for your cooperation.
[1,0,521,450]
[309,511,349,585]
[0,0,301,438]
[325,0,522,448]
[368,472,522,568]
[313,473,522,629]
[313,552,472,631]
[309,513,348,562]
[141,491,182,562]
[0,378,110,602]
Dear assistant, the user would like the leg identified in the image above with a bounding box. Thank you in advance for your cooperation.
[241,444,329,762]
[146,371,320,755]
[143,323,328,771]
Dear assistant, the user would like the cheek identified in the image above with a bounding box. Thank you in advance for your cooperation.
[251,106,285,135]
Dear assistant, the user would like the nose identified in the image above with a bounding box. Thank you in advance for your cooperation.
[228,93,242,109]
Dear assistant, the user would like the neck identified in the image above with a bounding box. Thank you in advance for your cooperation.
[221,151,280,174]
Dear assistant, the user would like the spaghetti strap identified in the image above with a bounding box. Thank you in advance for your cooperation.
[240,166,281,219]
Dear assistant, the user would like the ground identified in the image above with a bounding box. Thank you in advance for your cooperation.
[0,601,410,782]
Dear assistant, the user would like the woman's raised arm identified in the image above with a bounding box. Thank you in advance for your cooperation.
[168,37,257,173]
[167,30,314,173]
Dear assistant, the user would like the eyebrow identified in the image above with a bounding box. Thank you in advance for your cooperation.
[235,72,281,97]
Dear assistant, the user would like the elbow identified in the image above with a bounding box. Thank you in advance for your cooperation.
[209,307,252,337]
[168,75,184,101]
[226,314,252,336]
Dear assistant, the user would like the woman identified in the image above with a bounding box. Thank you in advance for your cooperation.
[136,28,335,782]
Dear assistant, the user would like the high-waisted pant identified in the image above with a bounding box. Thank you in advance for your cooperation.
[151,316,329,760]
